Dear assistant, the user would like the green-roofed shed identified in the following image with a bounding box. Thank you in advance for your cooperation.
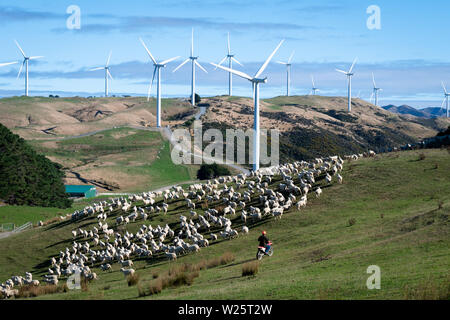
[65,185,97,199]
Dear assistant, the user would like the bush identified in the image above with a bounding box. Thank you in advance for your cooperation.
[242,261,259,277]
[418,153,426,161]
[348,218,356,226]
[127,273,140,286]
[197,163,231,180]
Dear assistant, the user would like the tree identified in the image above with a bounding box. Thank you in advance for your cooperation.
[191,93,201,104]
[0,123,72,208]
[197,163,231,180]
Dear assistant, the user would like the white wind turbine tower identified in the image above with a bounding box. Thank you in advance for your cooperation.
[309,75,319,95]
[336,57,357,112]
[211,40,285,172]
[441,82,450,118]
[173,29,208,106]
[215,32,243,96]
[370,72,382,106]
[14,40,44,97]
[89,51,113,97]
[140,38,180,128]
[276,51,294,96]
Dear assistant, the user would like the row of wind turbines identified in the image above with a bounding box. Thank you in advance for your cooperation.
[1,34,449,171]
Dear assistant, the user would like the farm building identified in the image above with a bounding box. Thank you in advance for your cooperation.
[65,185,97,199]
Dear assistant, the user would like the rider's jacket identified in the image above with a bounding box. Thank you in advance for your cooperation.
[258,235,269,247]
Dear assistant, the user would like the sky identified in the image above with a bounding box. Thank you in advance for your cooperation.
[0,0,449,108]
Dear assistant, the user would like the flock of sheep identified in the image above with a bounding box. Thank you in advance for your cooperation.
[0,151,376,299]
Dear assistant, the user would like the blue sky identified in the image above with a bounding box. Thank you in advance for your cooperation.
[0,0,449,107]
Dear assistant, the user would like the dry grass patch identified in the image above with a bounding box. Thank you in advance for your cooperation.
[242,261,259,277]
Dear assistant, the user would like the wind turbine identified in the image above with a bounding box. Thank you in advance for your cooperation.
[211,39,285,172]
[441,82,450,118]
[309,75,319,95]
[89,51,113,97]
[215,32,243,96]
[276,51,294,96]
[14,40,44,97]
[140,38,180,128]
[336,57,357,112]
[370,72,382,106]
[173,29,208,107]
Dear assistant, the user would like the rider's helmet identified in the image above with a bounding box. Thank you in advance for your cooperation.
[262,230,266,235]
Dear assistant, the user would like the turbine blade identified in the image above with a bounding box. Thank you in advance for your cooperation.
[160,56,180,66]
[227,32,231,55]
[90,67,104,71]
[440,98,446,111]
[370,91,374,103]
[442,81,447,94]
[148,67,157,101]
[173,58,190,73]
[210,62,253,81]
[29,56,44,60]
[14,40,26,58]
[106,51,112,67]
[288,50,295,64]
[231,57,243,66]
[276,61,288,65]
[309,90,313,95]
[311,75,315,87]
[336,69,347,75]
[216,56,228,69]
[254,39,285,78]
[107,69,113,80]
[0,61,18,68]
[139,38,157,65]
[348,57,358,73]
[372,72,376,88]
[17,61,24,79]
[195,60,208,73]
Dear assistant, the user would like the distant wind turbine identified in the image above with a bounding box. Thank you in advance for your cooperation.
[215,32,243,96]
[441,82,450,118]
[173,29,208,107]
[336,57,357,112]
[89,51,113,97]
[211,39,285,172]
[15,40,44,97]
[309,75,319,95]
[370,73,382,106]
[140,38,180,128]
[276,51,294,96]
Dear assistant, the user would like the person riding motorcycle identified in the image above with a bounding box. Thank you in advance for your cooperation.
[258,231,271,255]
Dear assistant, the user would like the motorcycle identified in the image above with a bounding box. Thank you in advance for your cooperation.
[256,241,273,260]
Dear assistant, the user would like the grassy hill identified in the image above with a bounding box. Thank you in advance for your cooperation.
[0,148,448,300]
[28,127,199,193]
[200,95,450,162]
[0,96,195,140]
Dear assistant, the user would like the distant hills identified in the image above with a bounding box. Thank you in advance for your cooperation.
[382,104,446,119]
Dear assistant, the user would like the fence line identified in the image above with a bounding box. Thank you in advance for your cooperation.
[13,222,33,233]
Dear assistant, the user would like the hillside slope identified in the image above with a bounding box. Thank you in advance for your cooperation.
[200,96,449,161]
[0,96,195,140]
[0,149,448,300]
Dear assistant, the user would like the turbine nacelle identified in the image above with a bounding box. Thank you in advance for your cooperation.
[251,78,268,84]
